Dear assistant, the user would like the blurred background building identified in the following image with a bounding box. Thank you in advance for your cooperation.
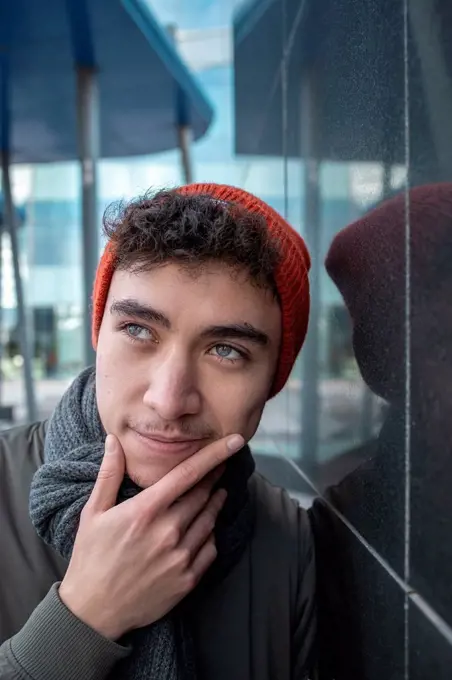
[1,0,384,466]
[2,0,452,677]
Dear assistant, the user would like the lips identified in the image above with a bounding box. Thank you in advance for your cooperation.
[131,428,206,456]
[140,433,201,444]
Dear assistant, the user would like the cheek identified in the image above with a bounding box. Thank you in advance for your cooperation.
[208,373,268,440]
[95,354,115,431]
[96,325,141,384]
[95,335,143,431]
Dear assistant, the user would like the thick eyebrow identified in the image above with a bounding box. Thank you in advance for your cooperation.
[110,299,171,329]
[110,300,269,346]
[200,323,269,346]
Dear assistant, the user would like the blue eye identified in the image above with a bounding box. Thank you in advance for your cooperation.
[210,344,243,362]
[124,324,153,342]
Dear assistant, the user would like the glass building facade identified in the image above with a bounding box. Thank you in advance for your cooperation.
[2,1,452,675]
[2,0,381,464]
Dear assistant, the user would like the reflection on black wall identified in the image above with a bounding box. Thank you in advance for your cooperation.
[311,181,452,679]
[309,0,452,675]
[234,0,452,676]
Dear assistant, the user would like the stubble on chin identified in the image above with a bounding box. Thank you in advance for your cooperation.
[125,464,161,490]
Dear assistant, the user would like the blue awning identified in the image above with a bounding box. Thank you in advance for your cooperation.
[233,0,446,177]
[0,0,214,163]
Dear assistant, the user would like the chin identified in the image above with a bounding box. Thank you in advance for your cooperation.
[121,428,209,489]
[125,461,168,489]
[124,451,193,489]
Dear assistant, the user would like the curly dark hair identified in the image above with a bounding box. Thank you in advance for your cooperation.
[102,189,281,294]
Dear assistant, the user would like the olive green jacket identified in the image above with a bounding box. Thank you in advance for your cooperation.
[0,421,316,679]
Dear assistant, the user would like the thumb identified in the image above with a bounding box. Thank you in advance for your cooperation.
[88,434,125,512]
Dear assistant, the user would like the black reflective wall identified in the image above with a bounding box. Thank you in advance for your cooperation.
[234,0,452,677]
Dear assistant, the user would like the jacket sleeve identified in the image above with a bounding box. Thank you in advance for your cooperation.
[292,507,317,680]
[0,584,130,679]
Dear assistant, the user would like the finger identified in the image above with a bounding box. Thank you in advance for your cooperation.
[87,435,125,513]
[152,435,242,510]
[170,478,226,535]
[180,489,227,557]
[131,434,243,515]
[173,464,225,505]
[189,535,218,585]
[201,463,226,489]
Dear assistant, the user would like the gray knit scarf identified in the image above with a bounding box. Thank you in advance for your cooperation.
[29,366,255,680]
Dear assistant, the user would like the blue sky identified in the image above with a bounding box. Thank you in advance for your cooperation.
[148,0,245,29]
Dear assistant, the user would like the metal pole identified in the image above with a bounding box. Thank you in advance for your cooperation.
[178,125,193,184]
[166,24,194,185]
[300,69,321,466]
[77,67,99,367]
[1,152,37,422]
[0,219,3,403]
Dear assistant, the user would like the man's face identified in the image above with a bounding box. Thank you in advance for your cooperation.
[96,262,281,487]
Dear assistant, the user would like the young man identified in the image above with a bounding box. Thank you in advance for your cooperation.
[0,184,315,679]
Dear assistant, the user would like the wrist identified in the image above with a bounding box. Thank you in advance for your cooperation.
[58,581,123,641]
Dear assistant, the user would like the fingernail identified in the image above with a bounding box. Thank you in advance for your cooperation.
[226,435,244,452]
[105,434,115,455]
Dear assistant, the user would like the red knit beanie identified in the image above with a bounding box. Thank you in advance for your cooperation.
[326,182,452,401]
[92,183,310,398]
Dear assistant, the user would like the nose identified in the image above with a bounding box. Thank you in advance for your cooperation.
[142,347,201,421]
